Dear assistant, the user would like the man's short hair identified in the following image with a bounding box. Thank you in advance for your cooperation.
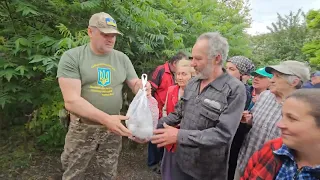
[197,32,229,64]
[169,52,188,64]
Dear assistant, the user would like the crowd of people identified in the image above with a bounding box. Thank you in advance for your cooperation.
[57,12,320,180]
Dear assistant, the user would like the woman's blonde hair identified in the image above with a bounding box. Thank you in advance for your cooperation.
[177,59,196,76]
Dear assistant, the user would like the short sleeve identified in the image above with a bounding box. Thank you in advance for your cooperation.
[56,51,80,79]
[123,55,138,81]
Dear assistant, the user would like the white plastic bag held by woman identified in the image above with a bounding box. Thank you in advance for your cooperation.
[126,74,159,140]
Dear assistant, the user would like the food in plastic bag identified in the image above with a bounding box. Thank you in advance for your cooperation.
[126,74,159,140]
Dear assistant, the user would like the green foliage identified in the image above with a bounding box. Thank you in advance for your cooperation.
[0,0,251,148]
[306,9,320,29]
[302,9,320,69]
[250,9,309,68]
[98,0,251,73]
[26,90,65,150]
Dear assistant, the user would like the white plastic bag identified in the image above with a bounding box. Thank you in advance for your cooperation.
[126,74,159,140]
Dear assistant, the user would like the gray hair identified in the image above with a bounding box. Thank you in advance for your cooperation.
[282,74,303,89]
[287,89,320,127]
[197,32,229,64]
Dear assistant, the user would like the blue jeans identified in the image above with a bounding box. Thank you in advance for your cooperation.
[147,142,164,167]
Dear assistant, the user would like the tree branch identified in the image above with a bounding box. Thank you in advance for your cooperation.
[4,0,17,35]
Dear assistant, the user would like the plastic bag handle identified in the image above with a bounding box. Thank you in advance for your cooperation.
[141,74,148,91]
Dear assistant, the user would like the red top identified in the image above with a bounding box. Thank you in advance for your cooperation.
[241,138,283,180]
[164,85,180,152]
[149,62,175,119]
[165,85,180,116]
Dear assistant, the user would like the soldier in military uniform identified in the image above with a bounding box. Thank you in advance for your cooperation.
[57,12,150,180]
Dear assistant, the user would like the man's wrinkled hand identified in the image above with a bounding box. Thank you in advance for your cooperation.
[103,115,132,137]
[151,123,178,148]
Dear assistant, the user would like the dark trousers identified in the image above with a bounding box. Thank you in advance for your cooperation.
[147,142,164,167]
[228,123,251,180]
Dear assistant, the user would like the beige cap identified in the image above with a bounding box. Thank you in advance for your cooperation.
[265,60,310,83]
[89,12,122,35]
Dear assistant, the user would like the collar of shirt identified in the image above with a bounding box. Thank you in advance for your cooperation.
[273,144,295,161]
[164,62,173,74]
[273,144,320,179]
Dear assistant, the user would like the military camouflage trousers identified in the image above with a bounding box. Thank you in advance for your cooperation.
[61,119,122,180]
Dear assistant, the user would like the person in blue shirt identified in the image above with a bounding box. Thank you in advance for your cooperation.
[303,71,320,89]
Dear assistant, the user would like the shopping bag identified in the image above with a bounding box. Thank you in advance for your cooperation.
[126,74,159,140]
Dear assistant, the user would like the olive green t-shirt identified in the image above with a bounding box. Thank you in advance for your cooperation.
[57,44,138,116]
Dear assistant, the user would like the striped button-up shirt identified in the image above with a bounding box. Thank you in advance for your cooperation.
[237,90,282,174]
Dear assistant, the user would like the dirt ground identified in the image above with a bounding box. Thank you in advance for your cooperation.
[0,137,161,180]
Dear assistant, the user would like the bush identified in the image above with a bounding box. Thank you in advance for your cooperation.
[0,0,251,149]
[25,89,65,151]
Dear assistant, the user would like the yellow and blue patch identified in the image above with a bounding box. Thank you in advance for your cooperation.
[97,67,111,86]
[106,17,117,27]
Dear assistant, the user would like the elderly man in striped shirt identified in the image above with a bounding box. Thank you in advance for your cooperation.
[234,60,310,179]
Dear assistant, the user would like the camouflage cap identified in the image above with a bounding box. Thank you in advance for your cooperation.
[89,12,122,35]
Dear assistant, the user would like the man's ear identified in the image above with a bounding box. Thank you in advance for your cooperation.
[214,54,222,65]
[87,27,93,38]
[291,77,301,88]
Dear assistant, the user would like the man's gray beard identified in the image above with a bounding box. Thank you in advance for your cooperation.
[197,67,214,80]
[197,73,208,80]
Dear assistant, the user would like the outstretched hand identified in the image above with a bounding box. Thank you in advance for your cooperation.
[103,115,132,137]
[151,123,178,148]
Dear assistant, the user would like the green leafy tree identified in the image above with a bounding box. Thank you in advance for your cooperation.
[0,0,251,148]
[302,9,320,69]
[250,9,309,68]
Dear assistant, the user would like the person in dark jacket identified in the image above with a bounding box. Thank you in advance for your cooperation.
[151,32,246,180]
[226,56,255,109]
[225,56,255,180]
[303,71,320,89]
[241,89,320,180]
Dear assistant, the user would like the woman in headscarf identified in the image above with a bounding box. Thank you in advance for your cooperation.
[225,56,256,180]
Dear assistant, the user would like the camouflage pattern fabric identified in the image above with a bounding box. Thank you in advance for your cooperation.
[61,119,122,180]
